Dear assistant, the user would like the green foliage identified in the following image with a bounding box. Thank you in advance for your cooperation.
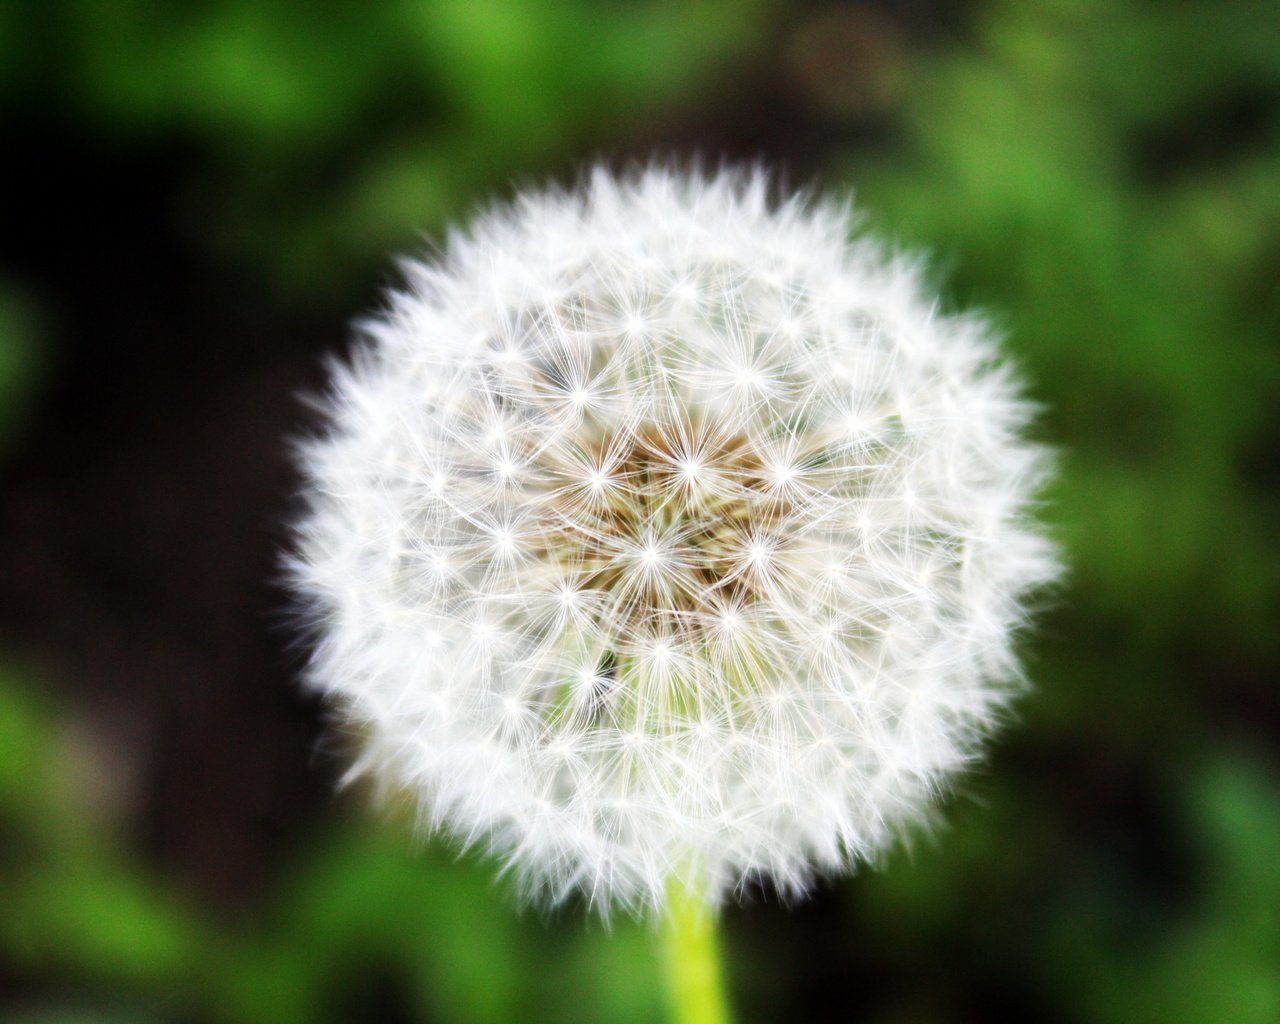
[1060,758,1280,1024]
[850,0,1280,663]
[833,1,1280,1019]
[0,675,204,997]
[0,286,42,453]
[10,0,761,295]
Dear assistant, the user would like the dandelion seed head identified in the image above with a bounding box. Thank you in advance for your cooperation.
[292,165,1059,914]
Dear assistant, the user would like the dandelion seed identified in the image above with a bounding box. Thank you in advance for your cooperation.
[291,165,1059,915]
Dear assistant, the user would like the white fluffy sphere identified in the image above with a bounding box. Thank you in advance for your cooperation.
[292,166,1058,912]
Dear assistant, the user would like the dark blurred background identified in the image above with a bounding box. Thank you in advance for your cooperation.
[1,1,1278,1021]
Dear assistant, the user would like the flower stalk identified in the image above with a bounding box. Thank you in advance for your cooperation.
[662,876,730,1024]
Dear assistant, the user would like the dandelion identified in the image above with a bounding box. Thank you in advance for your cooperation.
[290,165,1057,1019]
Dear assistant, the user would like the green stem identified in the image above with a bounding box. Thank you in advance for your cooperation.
[660,876,732,1024]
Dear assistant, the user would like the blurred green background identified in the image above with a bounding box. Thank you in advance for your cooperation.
[2,1,1278,1021]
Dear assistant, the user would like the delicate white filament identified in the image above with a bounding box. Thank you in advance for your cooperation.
[291,165,1058,913]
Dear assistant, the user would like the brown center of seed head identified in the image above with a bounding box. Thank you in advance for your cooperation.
[530,418,797,644]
